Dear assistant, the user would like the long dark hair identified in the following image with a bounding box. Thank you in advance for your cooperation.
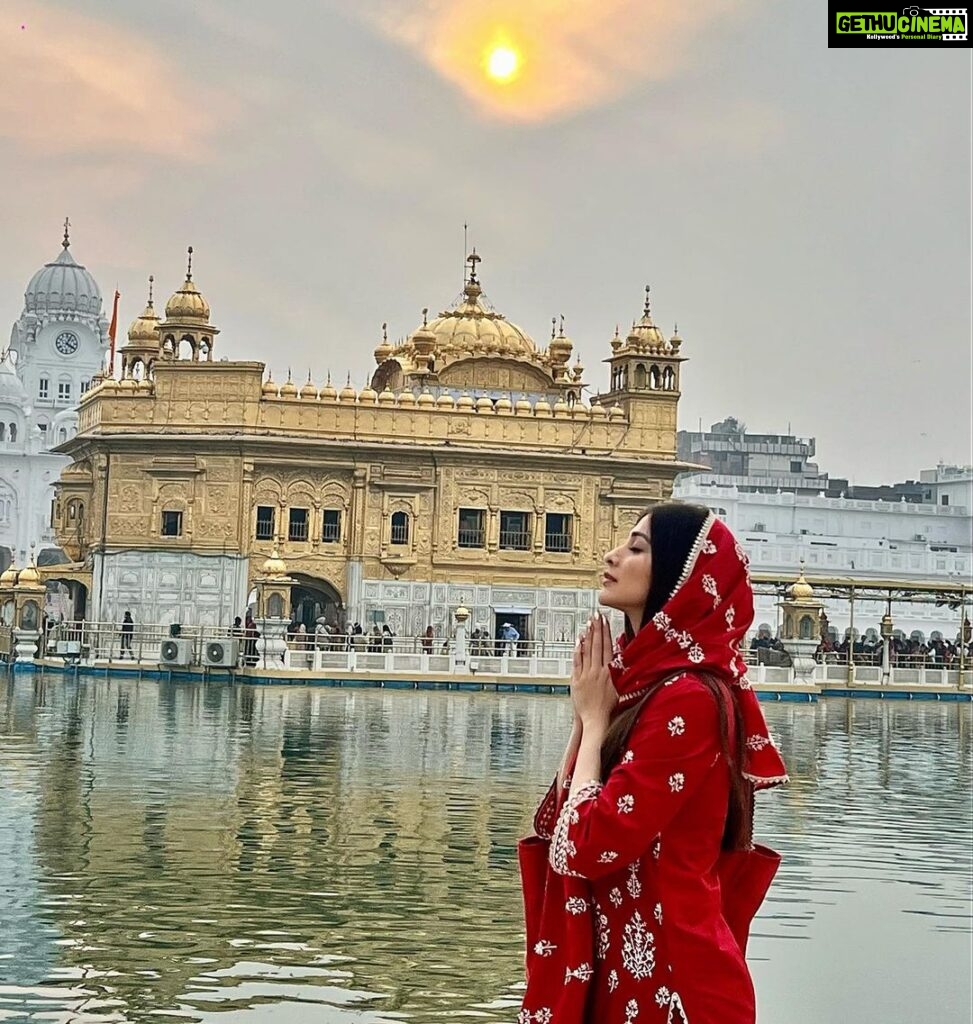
[602,501,753,850]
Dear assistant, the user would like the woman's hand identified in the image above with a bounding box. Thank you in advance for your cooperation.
[570,614,618,728]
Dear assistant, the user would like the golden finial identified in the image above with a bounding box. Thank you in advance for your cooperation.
[286,367,292,383]
[346,372,351,385]
[147,274,154,307]
[306,369,313,384]
[186,246,194,281]
[326,371,332,385]
[382,321,388,341]
[466,249,481,285]
[62,216,71,249]
[421,308,428,327]
[551,317,557,340]
[644,284,651,317]
[559,314,565,337]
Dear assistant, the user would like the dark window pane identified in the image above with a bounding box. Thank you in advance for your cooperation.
[322,509,342,542]
[499,510,531,550]
[545,512,573,553]
[390,511,409,545]
[458,508,485,548]
[288,507,309,542]
[255,505,275,540]
[161,510,183,537]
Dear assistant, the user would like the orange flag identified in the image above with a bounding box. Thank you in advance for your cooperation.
[107,288,120,376]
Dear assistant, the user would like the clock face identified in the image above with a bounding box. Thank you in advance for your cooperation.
[55,331,79,355]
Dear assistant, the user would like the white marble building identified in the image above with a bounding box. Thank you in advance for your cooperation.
[0,226,109,573]
[674,474,972,638]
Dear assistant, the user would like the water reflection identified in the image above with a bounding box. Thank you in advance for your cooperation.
[0,673,969,1023]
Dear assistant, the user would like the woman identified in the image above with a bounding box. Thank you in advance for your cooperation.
[519,503,788,1024]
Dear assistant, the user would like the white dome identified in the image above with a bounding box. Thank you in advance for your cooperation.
[0,353,28,407]
[25,243,102,318]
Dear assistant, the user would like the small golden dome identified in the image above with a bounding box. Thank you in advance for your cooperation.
[378,387,395,404]
[534,398,552,415]
[475,395,493,412]
[164,247,210,322]
[359,386,378,404]
[17,564,40,585]
[127,299,160,344]
[320,376,337,401]
[0,565,19,586]
[669,324,682,351]
[435,392,455,408]
[261,546,287,578]
[279,372,298,398]
[397,390,416,406]
[416,389,435,407]
[456,392,475,410]
[119,376,138,390]
[553,398,570,415]
[590,403,608,420]
[789,566,814,600]
[495,396,513,413]
[374,322,393,364]
[515,398,532,413]
[608,403,625,420]
[299,374,317,400]
[262,373,278,397]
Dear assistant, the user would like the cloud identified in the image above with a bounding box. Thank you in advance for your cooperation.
[0,5,229,160]
[362,0,751,122]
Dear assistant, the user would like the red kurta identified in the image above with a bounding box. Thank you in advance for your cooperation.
[520,674,754,1024]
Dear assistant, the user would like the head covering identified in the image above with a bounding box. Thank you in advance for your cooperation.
[608,513,788,788]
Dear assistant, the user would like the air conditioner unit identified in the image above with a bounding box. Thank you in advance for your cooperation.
[203,638,239,668]
[159,638,193,667]
[913,534,927,542]
[56,640,81,655]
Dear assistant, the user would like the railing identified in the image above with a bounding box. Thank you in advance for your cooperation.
[545,534,572,553]
[499,531,531,550]
[288,520,309,542]
[457,529,485,548]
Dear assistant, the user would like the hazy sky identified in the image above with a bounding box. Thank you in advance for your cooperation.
[2,0,970,484]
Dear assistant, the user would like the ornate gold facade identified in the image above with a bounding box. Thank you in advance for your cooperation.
[52,252,693,637]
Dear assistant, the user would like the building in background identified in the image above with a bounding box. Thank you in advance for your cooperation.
[0,223,110,575]
[675,418,972,636]
[51,255,692,641]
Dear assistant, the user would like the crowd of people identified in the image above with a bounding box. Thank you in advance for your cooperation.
[814,631,972,666]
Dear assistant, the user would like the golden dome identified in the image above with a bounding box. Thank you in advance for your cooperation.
[625,286,666,350]
[669,323,683,351]
[378,386,395,405]
[127,277,161,344]
[119,376,138,390]
[416,389,435,407]
[279,373,298,398]
[359,385,378,404]
[495,396,513,413]
[789,566,814,600]
[435,392,455,409]
[535,397,552,415]
[338,379,357,402]
[475,395,493,412]
[456,392,475,410]
[262,373,278,397]
[261,546,287,578]
[374,323,393,364]
[17,564,40,585]
[0,565,19,586]
[397,390,416,407]
[548,318,573,364]
[320,376,337,401]
[515,397,532,413]
[299,374,317,399]
[164,247,211,323]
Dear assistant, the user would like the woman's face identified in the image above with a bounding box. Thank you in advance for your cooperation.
[599,514,653,629]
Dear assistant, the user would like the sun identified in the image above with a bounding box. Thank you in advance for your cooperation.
[486,46,520,82]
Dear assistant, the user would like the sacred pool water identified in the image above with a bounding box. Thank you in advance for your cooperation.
[0,675,970,1024]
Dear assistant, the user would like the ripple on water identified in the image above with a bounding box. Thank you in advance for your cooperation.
[0,678,969,1023]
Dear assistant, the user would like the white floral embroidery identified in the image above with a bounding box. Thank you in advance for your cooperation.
[608,970,619,993]
[702,539,717,555]
[667,716,685,737]
[596,910,611,960]
[655,986,672,1007]
[533,939,557,957]
[518,1009,553,1024]
[565,896,588,915]
[676,630,694,650]
[598,850,619,864]
[621,910,656,980]
[688,644,705,664]
[652,839,662,860]
[564,962,594,984]
[617,794,635,814]
[746,734,771,750]
[622,749,634,764]
[725,604,736,629]
[734,541,747,563]
[654,901,663,924]
[609,886,623,907]
[549,780,602,877]
[701,574,718,597]
[652,611,671,630]
[668,772,685,793]
[626,860,642,899]
[624,998,640,1023]
[667,992,689,1024]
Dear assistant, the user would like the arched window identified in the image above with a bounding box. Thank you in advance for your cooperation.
[0,423,5,441]
[390,511,410,545]
[162,337,175,357]
[178,338,194,360]
[799,615,815,640]
[662,367,675,390]
[649,365,660,390]
[8,423,16,443]
[58,427,68,443]
[38,377,49,400]
[634,364,647,389]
